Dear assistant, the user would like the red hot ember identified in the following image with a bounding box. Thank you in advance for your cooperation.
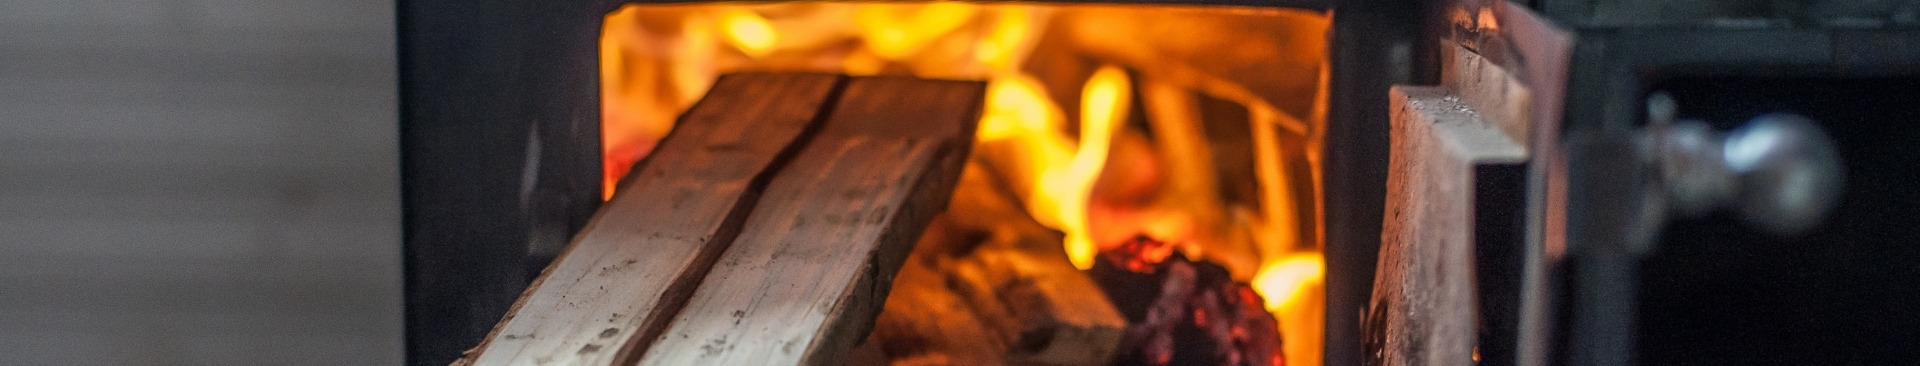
[1090,235,1285,366]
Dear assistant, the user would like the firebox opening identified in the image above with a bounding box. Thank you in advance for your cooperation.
[599,3,1329,365]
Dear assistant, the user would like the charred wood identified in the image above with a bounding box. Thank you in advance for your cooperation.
[1091,236,1285,366]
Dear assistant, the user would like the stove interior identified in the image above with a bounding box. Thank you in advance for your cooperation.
[598,3,1331,365]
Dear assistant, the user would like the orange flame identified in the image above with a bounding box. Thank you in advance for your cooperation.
[1253,253,1324,310]
[600,5,1327,365]
[719,9,776,58]
[1054,65,1129,269]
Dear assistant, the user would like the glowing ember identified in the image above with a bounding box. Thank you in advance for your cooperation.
[599,4,1328,365]
[1089,235,1285,366]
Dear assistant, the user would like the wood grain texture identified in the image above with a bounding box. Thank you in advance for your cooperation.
[637,76,984,366]
[1367,86,1525,366]
[465,73,845,366]
[1441,44,1532,145]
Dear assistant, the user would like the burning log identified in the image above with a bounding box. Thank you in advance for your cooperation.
[871,160,1129,366]
[1090,236,1285,366]
[867,218,1008,366]
[873,228,1130,366]
[951,246,1128,365]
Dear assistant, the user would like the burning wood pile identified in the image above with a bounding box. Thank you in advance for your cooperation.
[598,4,1334,365]
[865,159,1286,366]
[866,161,1128,365]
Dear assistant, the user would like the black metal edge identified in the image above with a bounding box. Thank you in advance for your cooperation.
[1324,1,1440,365]
[1552,25,1920,366]
[398,0,609,364]
[1474,162,1532,366]
[394,0,1411,364]
[604,0,1334,10]
[1535,0,1920,27]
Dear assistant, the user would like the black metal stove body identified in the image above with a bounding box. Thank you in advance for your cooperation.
[1535,1,1920,365]
[399,1,608,364]
[397,1,1422,365]
[397,0,1920,365]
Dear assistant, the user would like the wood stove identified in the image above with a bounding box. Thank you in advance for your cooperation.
[399,0,1920,365]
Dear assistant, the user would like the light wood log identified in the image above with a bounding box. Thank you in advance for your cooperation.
[636,76,984,366]
[1366,86,1525,366]
[462,73,845,366]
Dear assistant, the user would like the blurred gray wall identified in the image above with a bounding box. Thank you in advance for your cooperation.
[0,0,403,364]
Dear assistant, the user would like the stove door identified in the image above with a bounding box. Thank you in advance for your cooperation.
[1365,3,1572,366]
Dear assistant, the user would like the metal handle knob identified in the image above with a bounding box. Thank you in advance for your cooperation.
[1721,114,1845,235]
[1650,103,1844,236]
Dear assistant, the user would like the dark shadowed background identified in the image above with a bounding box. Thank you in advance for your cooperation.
[0,0,403,364]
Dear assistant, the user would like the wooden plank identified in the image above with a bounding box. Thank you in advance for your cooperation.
[463,73,846,365]
[1366,86,1526,366]
[637,76,984,366]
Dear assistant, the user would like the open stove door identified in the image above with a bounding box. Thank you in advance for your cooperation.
[1365,3,1572,366]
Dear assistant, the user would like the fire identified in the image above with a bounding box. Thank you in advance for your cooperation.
[600,4,1327,365]
[855,3,978,60]
[1049,65,1128,270]
[1253,253,1325,310]
[719,9,776,57]
[1256,253,1326,366]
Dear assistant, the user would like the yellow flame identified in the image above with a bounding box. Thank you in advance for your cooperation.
[720,8,777,58]
[975,66,1131,271]
[855,3,978,60]
[1057,65,1131,269]
[977,77,1061,142]
[599,6,1331,364]
[974,8,1032,72]
[1252,253,1324,310]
